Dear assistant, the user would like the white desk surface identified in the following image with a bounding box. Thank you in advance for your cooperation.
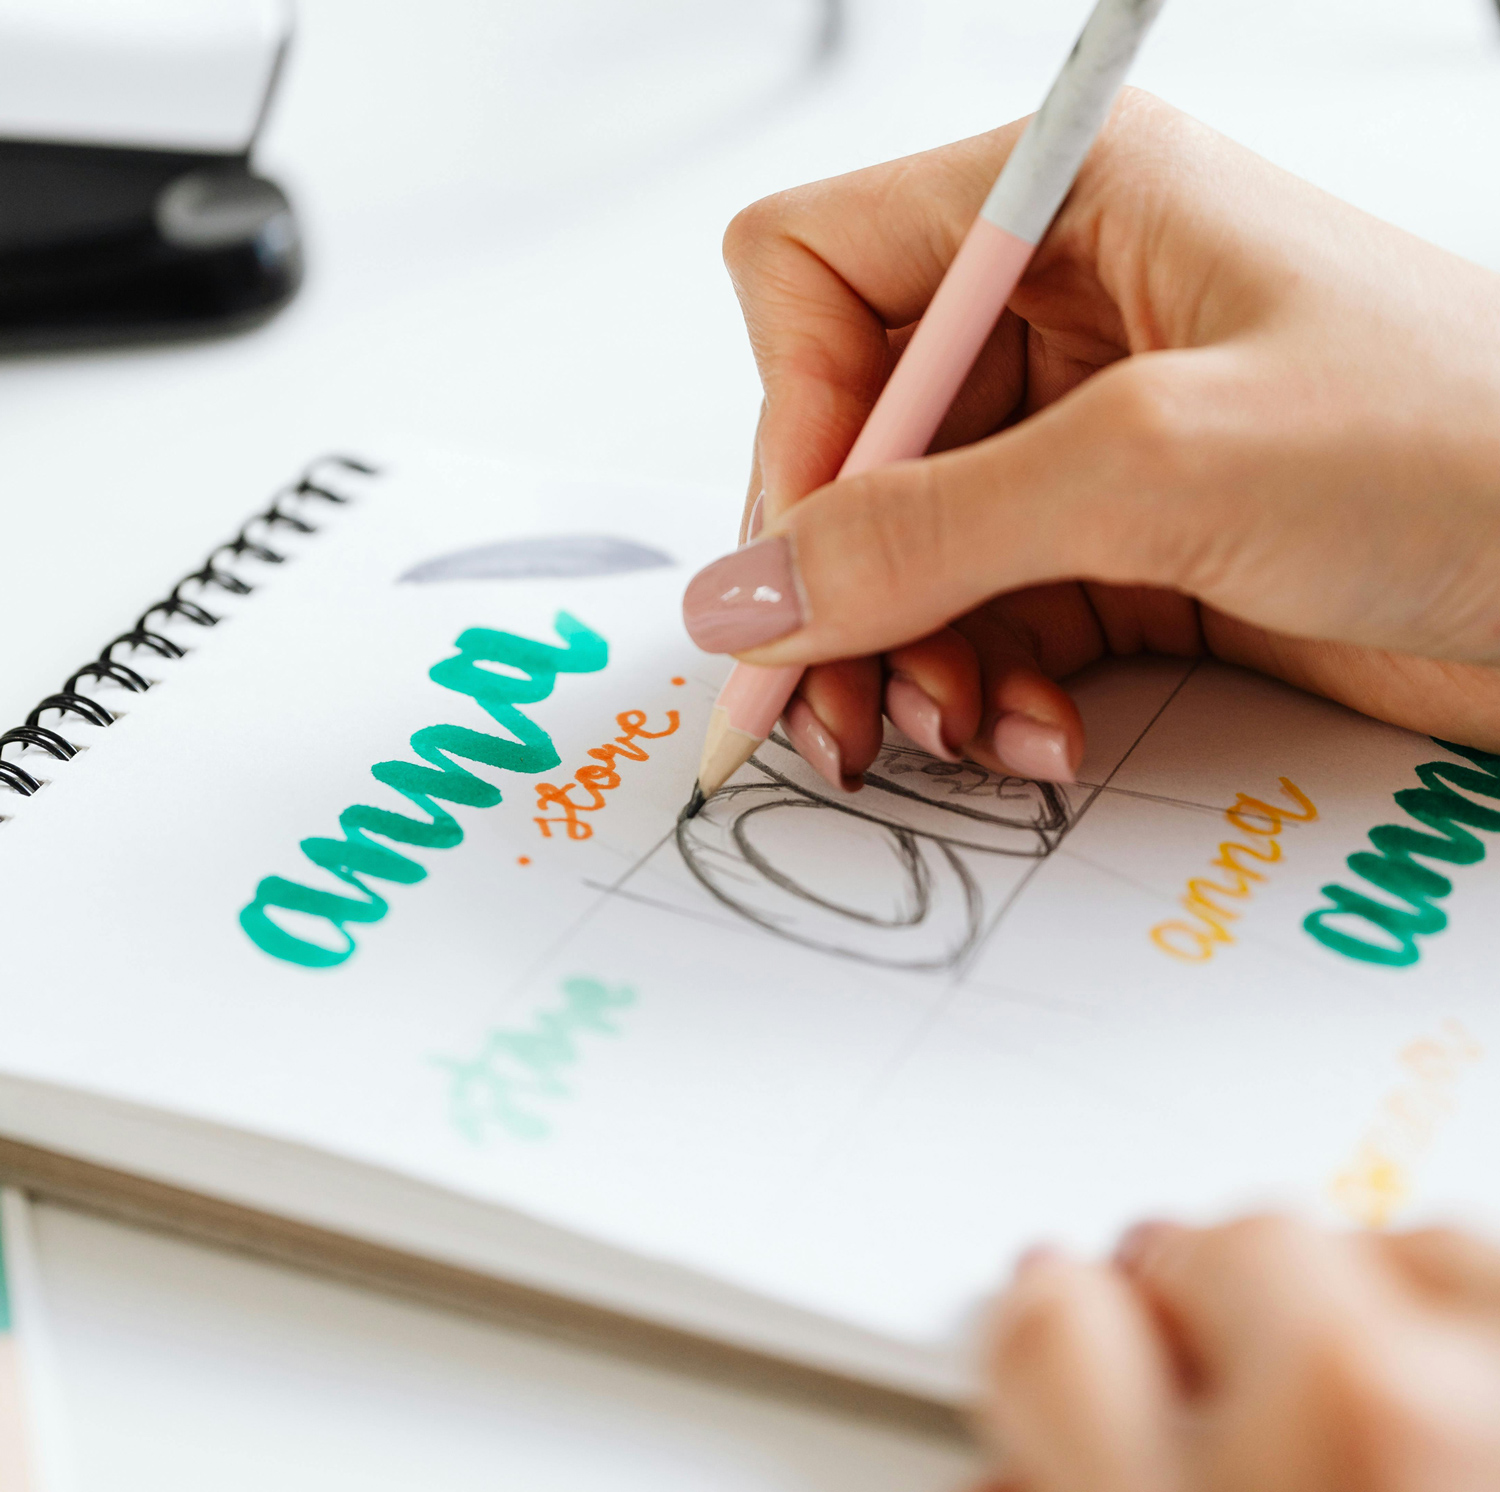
[3,1,1498,1485]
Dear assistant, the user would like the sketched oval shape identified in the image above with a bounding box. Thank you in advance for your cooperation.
[400,535,674,583]
[734,799,929,928]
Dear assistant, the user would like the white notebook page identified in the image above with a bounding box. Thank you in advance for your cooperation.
[1,449,1497,1385]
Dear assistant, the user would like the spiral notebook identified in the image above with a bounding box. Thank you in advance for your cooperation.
[2,450,1499,1416]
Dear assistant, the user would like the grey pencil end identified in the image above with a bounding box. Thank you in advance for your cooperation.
[680,783,707,822]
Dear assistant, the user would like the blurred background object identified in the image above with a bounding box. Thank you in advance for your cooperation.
[0,0,298,349]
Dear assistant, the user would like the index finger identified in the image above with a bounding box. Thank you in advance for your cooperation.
[721,120,1030,513]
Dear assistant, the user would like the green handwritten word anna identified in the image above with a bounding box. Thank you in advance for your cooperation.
[1304,740,1500,967]
[240,612,607,968]
[437,977,636,1141]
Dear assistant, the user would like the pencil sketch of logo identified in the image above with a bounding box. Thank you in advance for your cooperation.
[676,732,1073,971]
[399,535,674,583]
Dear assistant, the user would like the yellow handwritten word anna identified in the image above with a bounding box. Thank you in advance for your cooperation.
[1150,779,1318,962]
[534,709,680,840]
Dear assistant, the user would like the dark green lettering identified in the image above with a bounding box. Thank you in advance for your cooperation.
[1304,740,1500,967]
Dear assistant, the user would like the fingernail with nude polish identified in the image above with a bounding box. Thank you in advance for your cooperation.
[682,536,804,654]
[992,712,1076,783]
[885,674,960,762]
[743,490,765,543]
[784,697,861,794]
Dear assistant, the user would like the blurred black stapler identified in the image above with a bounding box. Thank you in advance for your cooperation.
[0,0,301,351]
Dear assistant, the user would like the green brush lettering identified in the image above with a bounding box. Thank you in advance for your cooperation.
[240,612,607,968]
[1304,741,1500,966]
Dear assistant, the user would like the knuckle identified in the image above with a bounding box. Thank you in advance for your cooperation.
[991,1274,1089,1378]
[1228,1212,1312,1256]
[722,193,793,278]
[1190,1214,1309,1277]
[1388,1225,1463,1279]
[1109,85,1174,136]
[1095,360,1200,482]
[1079,360,1237,588]
[1405,1225,1466,1254]
[1103,89,1211,176]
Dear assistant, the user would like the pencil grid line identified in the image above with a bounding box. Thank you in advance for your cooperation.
[785,659,1204,1192]
[1054,841,1387,993]
[1074,781,1228,817]
[489,826,679,1011]
[955,655,1203,966]
[580,880,760,937]
[499,660,1215,1200]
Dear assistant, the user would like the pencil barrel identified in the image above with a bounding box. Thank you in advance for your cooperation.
[982,0,1168,244]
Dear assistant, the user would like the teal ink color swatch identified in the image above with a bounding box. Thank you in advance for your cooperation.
[437,977,637,1141]
[0,1217,12,1335]
[240,613,608,968]
[1304,740,1500,967]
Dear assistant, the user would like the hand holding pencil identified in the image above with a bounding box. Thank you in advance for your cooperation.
[683,0,1168,808]
[682,63,1500,802]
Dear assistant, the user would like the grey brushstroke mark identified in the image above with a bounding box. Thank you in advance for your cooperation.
[399,535,674,584]
[811,0,845,67]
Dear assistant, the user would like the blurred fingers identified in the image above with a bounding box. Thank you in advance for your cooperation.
[982,1251,1182,1492]
[1115,1216,1385,1390]
[1377,1228,1500,1315]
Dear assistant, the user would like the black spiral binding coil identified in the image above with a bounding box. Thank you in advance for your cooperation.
[0,455,377,799]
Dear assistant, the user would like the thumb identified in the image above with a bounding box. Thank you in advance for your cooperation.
[682,355,1208,666]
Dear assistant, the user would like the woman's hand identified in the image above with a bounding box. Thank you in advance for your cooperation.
[977,1217,1500,1492]
[682,91,1500,788]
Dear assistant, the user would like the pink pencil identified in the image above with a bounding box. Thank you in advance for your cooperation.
[688,0,1166,809]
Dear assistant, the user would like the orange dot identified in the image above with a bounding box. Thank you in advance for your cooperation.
[517,856,531,866]
[671,676,685,686]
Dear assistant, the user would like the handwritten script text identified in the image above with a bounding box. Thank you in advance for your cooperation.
[1151,779,1318,962]
[437,976,637,1141]
[240,613,608,968]
[1304,740,1500,967]
[534,709,680,840]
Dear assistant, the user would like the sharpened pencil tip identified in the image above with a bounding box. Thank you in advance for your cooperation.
[680,783,707,821]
